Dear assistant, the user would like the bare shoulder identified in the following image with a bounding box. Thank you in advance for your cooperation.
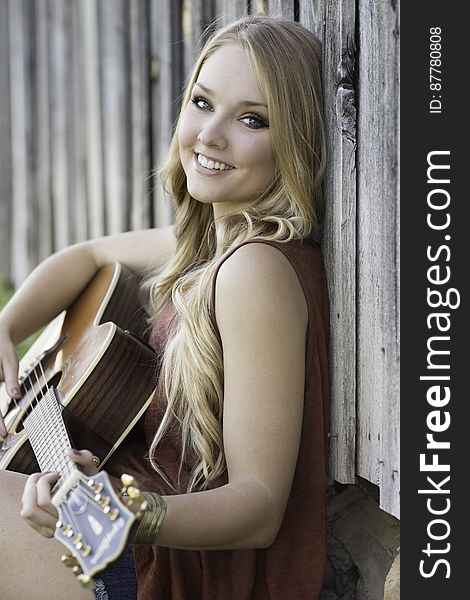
[215,242,307,330]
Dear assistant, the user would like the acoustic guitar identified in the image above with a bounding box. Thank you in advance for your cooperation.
[22,383,149,587]
[0,262,158,586]
[0,261,156,473]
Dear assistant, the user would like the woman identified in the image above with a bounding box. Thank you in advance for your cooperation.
[0,15,330,600]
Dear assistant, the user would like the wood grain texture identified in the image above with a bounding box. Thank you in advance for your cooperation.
[356,0,399,518]
[70,0,88,245]
[81,0,105,238]
[299,0,324,40]
[322,0,357,484]
[130,0,152,230]
[0,0,12,283]
[34,0,53,263]
[268,0,294,19]
[49,0,71,250]
[215,0,250,24]
[9,0,33,287]
[100,0,130,235]
[149,0,182,227]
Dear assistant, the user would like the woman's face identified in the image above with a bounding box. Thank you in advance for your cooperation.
[178,43,276,218]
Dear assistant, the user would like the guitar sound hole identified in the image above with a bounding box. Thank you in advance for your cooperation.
[18,372,63,431]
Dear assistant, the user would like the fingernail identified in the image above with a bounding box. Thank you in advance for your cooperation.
[70,448,82,455]
[10,387,20,397]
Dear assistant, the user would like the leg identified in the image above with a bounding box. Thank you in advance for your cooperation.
[0,469,92,600]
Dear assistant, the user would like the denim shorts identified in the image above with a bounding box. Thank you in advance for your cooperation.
[93,546,138,600]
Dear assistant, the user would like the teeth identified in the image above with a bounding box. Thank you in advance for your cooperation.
[197,153,233,171]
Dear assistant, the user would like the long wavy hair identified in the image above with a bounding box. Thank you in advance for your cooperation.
[145,15,326,492]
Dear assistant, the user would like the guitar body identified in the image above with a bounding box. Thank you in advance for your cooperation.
[0,262,156,474]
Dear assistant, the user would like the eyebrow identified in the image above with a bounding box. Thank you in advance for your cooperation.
[193,82,268,108]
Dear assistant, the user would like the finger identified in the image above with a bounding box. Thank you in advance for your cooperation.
[20,473,57,537]
[0,414,7,438]
[68,448,99,475]
[21,472,44,503]
[1,349,20,399]
[35,472,60,516]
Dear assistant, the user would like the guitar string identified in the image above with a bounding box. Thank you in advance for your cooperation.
[21,359,123,547]
[39,361,75,481]
[37,361,71,478]
[22,364,47,471]
[31,367,55,474]
[24,361,102,492]
[24,363,70,481]
[24,366,114,547]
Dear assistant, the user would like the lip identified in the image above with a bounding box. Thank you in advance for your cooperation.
[192,153,235,176]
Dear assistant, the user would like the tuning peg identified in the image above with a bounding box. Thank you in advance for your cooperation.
[121,473,136,488]
[127,486,143,500]
[95,493,111,507]
[87,478,104,493]
[63,525,74,538]
[79,544,92,557]
[61,554,79,569]
[77,574,95,588]
[103,505,119,520]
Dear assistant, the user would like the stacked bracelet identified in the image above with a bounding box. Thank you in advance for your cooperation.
[132,492,167,544]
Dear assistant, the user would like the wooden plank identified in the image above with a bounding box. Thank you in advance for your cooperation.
[251,0,269,16]
[299,0,325,41]
[182,0,196,78]
[0,0,12,283]
[149,0,182,227]
[268,0,294,19]
[81,0,105,238]
[8,0,33,287]
[215,0,249,25]
[182,0,216,77]
[70,0,88,243]
[34,0,53,263]
[381,0,400,522]
[99,0,130,234]
[321,0,357,483]
[356,0,400,519]
[48,0,71,250]
[129,0,151,230]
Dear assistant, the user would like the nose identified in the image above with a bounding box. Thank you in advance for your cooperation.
[197,115,228,150]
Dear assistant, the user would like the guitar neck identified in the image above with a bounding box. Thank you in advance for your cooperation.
[23,387,77,487]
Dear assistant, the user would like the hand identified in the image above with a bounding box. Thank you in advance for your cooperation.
[20,449,99,537]
[0,330,21,437]
[20,472,60,537]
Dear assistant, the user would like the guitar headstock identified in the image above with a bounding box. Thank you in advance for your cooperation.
[53,471,147,588]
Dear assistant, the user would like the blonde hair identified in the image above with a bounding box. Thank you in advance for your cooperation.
[146,16,326,492]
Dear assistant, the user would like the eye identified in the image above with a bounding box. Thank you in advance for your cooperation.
[191,96,212,111]
[240,114,268,130]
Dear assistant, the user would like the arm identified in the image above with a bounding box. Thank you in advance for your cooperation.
[157,242,308,549]
[21,242,308,550]
[0,226,175,430]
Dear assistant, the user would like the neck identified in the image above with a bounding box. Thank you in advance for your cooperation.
[23,387,76,492]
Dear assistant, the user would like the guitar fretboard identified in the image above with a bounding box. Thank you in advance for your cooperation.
[23,387,76,485]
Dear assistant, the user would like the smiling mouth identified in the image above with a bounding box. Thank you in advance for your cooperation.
[195,153,235,172]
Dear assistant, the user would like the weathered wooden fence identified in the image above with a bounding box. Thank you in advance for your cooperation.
[0,0,400,518]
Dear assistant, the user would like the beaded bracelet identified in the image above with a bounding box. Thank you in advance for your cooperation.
[132,492,167,544]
